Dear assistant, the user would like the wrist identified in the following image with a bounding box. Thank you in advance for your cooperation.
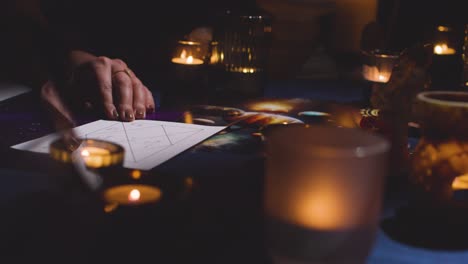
[64,49,98,86]
[68,50,97,68]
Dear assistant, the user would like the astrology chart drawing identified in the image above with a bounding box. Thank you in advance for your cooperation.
[11,120,226,170]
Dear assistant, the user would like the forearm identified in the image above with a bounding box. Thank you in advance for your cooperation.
[35,0,94,86]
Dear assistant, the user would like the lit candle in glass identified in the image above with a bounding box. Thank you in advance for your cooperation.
[208,41,222,65]
[103,184,162,206]
[361,50,399,83]
[433,25,457,55]
[171,40,204,65]
[80,146,111,168]
[264,125,389,264]
[50,138,124,169]
[434,43,456,55]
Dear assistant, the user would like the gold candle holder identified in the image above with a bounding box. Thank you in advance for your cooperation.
[50,138,124,169]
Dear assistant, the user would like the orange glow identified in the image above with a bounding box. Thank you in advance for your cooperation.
[228,67,258,73]
[452,174,468,190]
[104,203,119,213]
[184,111,193,124]
[185,177,193,188]
[131,169,142,180]
[171,56,203,65]
[292,187,350,230]
[437,26,451,32]
[248,101,293,113]
[128,189,141,202]
[171,49,204,65]
[187,56,194,64]
[434,44,456,55]
[103,184,162,206]
[362,65,391,83]
[79,146,112,168]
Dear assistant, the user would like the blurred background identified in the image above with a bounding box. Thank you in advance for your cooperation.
[0,0,467,91]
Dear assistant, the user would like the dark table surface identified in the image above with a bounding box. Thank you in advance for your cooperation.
[1,79,468,263]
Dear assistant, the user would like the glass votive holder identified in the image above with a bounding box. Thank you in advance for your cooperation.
[49,138,125,189]
[102,184,163,213]
[207,41,222,65]
[166,40,209,107]
[264,125,390,264]
[410,91,468,203]
[433,25,458,56]
[209,8,272,102]
[361,49,400,83]
[171,40,205,66]
[429,25,463,90]
[50,138,124,169]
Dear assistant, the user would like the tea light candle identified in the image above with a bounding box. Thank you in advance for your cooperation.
[171,54,204,65]
[362,65,392,83]
[80,146,111,168]
[266,126,389,229]
[264,125,389,264]
[171,41,204,65]
[434,43,456,55]
[50,138,124,169]
[361,50,399,83]
[433,25,457,55]
[103,184,162,206]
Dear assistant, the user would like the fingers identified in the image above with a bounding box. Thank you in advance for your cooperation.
[110,59,153,121]
[92,56,119,120]
[132,78,147,119]
[73,55,153,122]
[111,62,134,122]
[144,86,156,114]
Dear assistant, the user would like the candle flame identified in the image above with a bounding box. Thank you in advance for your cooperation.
[362,65,391,83]
[434,45,444,54]
[434,44,456,55]
[81,149,90,157]
[180,49,187,59]
[128,189,141,202]
[437,25,450,32]
[187,56,194,64]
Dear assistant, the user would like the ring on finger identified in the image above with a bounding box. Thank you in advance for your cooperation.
[112,68,132,79]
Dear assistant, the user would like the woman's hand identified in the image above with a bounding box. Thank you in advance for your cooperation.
[66,50,155,121]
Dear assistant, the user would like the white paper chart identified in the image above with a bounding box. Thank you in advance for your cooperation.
[11,120,226,170]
